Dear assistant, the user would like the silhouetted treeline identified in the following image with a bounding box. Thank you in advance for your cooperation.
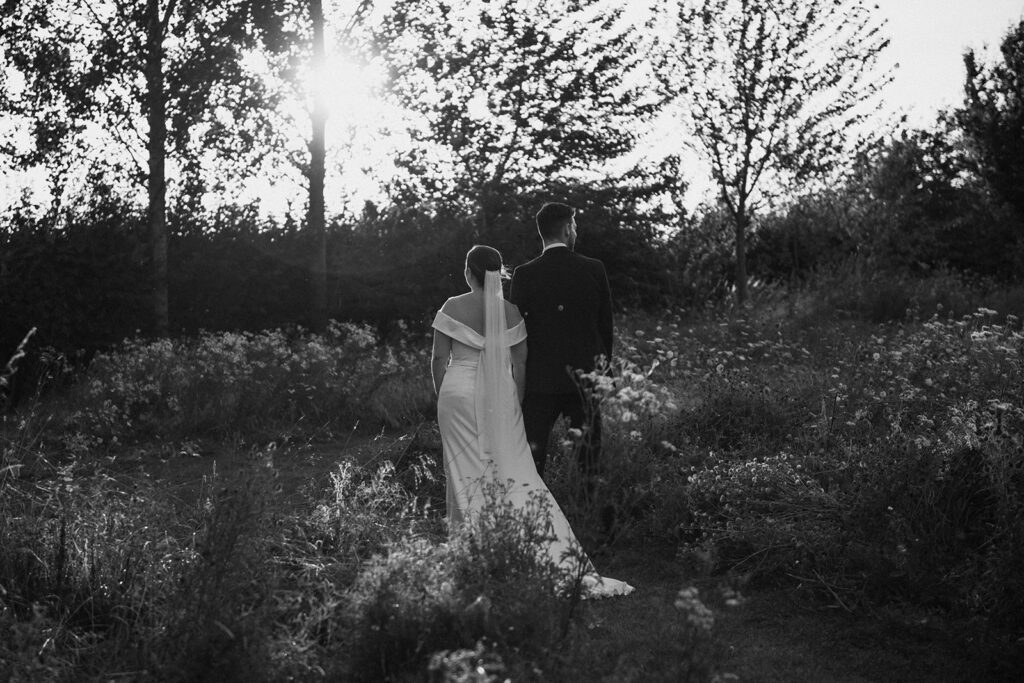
[4,143,1023,376]
[6,11,1024,380]
[0,180,687,367]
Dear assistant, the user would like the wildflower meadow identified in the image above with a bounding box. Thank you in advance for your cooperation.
[2,271,1023,681]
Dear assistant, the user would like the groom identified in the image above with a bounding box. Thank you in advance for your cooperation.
[510,202,613,484]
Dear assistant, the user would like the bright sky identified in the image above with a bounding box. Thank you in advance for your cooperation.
[875,0,1024,124]
[632,0,1024,209]
[2,0,1023,216]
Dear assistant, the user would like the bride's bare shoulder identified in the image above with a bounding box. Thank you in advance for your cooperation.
[441,294,479,326]
[440,294,468,313]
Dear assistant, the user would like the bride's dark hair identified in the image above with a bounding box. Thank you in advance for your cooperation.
[466,244,504,284]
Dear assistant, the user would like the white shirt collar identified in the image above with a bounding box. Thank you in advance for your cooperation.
[542,242,568,253]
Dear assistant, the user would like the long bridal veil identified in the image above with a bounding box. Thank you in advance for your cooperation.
[480,269,515,463]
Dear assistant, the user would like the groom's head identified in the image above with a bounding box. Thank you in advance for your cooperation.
[536,202,577,250]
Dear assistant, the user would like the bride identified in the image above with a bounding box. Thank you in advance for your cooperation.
[431,245,632,599]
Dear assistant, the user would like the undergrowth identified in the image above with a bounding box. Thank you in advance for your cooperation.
[4,272,1024,678]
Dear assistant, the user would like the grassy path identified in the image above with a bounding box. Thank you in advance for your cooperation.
[575,550,1022,683]
[569,548,1024,683]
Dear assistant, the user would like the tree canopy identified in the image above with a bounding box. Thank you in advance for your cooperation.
[369,0,674,220]
[673,0,891,303]
[959,19,1024,221]
[0,0,291,334]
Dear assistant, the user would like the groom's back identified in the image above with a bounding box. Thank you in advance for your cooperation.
[510,248,612,394]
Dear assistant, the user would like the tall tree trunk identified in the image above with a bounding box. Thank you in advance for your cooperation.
[146,0,169,336]
[308,0,328,333]
[734,210,749,306]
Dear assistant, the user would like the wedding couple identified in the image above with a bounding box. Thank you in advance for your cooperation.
[430,202,633,599]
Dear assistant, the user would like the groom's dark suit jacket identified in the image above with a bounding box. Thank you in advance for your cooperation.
[509,246,613,395]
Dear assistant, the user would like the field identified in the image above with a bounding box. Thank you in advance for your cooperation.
[2,272,1024,682]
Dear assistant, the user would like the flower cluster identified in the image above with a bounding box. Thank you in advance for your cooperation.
[822,309,1023,447]
[687,451,827,518]
[671,306,1024,614]
[576,355,679,428]
[674,586,715,632]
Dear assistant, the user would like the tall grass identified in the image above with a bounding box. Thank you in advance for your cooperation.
[46,321,434,449]
[535,277,1024,634]
[1,429,718,680]
[7,269,1023,678]
[666,300,1024,625]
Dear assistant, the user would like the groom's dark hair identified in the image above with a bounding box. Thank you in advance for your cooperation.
[535,202,575,240]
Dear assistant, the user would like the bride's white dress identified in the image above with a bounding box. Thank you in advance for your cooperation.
[432,301,633,599]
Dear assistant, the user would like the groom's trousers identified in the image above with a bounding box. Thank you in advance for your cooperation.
[521,391,602,485]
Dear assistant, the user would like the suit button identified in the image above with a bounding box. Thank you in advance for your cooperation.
[557,304,564,311]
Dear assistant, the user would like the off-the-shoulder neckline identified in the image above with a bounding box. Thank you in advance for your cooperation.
[436,309,525,339]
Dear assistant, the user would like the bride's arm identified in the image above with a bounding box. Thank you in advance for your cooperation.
[510,339,527,403]
[431,329,452,395]
[506,301,527,402]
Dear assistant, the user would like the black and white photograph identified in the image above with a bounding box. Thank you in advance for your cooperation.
[2,0,1023,680]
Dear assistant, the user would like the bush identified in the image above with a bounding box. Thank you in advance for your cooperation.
[341,483,583,682]
[0,434,451,681]
[813,263,979,323]
[305,458,441,586]
[48,321,433,446]
[679,307,1024,621]
[0,458,285,680]
[539,326,695,549]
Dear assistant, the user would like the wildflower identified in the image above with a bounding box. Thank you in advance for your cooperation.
[721,586,747,607]
[674,587,715,631]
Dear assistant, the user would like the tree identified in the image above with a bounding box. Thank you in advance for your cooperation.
[675,0,891,303]
[959,19,1024,221]
[854,120,1023,277]
[370,0,676,229]
[303,0,371,332]
[308,0,329,332]
[0,0,290,336]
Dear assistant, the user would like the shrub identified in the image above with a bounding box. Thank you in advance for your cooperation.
[305,458,441,586]
[0,444,330,681]
[680,307,1024,620]
[813,262,979,323]
[148,458,284,682]
[50,321,433,446]
[542,338,693,549]
[261,451,449,681]
[0,466,193,677]
[341,484,582,682]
